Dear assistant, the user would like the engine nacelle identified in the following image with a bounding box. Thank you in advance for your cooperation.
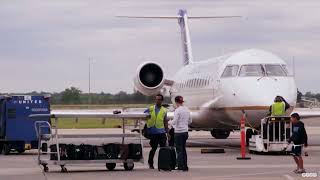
[134,62,165,96]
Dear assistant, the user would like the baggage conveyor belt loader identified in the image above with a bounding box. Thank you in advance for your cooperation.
[249,116,292,154]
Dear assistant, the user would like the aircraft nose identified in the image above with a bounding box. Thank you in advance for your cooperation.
[235,77,297,107]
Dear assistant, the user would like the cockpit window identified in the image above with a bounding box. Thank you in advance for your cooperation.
[221,65,239,78]
[265,64,286,76]
[239,65,264,77]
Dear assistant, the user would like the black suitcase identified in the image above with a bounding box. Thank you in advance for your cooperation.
[128,144,142,160]
[120,144,129,160]
[79,144,96,160]
[66,144,76,160]
[66,144,82,160]
[50,144,68,160]
[103,143,120,159]
[95,146,107,160]
[158,146,176,171]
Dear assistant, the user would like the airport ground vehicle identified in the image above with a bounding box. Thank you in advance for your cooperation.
[34,115,147,173]
[249,116,292,153]
[0,95,50,155]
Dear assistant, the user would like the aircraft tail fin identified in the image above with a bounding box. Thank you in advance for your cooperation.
[117,9,240,66]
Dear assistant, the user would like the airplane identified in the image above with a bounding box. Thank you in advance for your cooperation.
[32,9,320,140]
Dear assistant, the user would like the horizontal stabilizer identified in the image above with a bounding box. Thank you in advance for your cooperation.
[116,16,241,19]
[117,9,241,66]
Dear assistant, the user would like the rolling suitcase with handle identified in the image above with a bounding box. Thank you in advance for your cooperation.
[158,146,176,171]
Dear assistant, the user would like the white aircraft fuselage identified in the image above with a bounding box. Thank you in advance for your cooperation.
[169,49,297,130]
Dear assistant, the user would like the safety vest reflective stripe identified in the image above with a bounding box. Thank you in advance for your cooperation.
[271,102,286,116]
[147,105,167,129]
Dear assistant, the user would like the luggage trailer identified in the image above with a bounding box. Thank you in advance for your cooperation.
[33,114,147,173]
[249,116,293,153]
[0,95,50,155]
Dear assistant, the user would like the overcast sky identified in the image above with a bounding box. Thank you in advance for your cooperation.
[0,0,319,94]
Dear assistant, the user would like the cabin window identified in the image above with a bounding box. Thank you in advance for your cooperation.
[265,64,286,76]
[239,65,264,77]
[221,65,239,78]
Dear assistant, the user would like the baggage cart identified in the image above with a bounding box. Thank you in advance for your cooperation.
[34,115,147,173]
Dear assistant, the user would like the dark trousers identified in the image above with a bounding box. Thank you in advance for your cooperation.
[148,133,167,166]
[175,132,189,169]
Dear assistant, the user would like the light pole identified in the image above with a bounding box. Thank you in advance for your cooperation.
[88,57,92,104]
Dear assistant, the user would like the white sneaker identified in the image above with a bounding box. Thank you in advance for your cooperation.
[295,169,306,174]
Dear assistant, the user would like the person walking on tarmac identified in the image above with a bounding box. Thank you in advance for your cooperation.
[172,96,192,171]
[144,94,169,169]
[269,96,290,116]
[287,113,308,174]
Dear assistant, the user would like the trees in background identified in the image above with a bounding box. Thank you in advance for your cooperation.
[26,87,157,104]
[61,87,82,104]
[5,87,320,105]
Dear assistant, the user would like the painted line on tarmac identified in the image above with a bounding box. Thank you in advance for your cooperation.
[0,167,41,175]
[205,170,288,179]
[188,164,320,169]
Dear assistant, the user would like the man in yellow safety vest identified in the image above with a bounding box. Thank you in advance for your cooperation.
[144,94,169,169]
[269,96,290,116]
[268,96,290,141]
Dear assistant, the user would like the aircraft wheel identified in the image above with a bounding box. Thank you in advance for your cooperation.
[210,129,230,139]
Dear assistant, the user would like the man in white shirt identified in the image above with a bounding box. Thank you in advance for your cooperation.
[172,96,192,171]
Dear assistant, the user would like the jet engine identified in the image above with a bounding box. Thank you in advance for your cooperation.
[134,62,165,96]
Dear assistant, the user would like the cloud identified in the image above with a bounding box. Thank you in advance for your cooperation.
[0,0,319,94]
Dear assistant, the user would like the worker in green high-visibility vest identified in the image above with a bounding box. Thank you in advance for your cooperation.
[144,94,169,169]
[269,96,290,116]
[268,96,291,141]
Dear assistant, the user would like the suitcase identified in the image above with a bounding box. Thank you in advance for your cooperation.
[158,146,176,171]
[120,144,129,160]
[50,144,68,160]
[79,144,96,160]
[128,144,142,160]
[103,143,120,159]
[66,144,76,160]
[95,146,107,160]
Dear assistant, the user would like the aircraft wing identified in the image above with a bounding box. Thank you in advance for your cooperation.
[30,109,149,120]
[30,108,197,122]
[292,108,320,119]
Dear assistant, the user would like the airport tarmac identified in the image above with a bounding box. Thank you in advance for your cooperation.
[0,118,319,180]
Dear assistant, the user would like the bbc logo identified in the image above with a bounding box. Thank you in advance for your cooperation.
[302,172,318,178]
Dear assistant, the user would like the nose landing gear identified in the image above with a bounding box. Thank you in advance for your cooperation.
[210,129,231,139]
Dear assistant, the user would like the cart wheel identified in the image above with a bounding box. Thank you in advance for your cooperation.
[3,144,10,155]
[61,166,68,173]
[106,163,116,171]
[43,166,49,172]
[124,162,134,171]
